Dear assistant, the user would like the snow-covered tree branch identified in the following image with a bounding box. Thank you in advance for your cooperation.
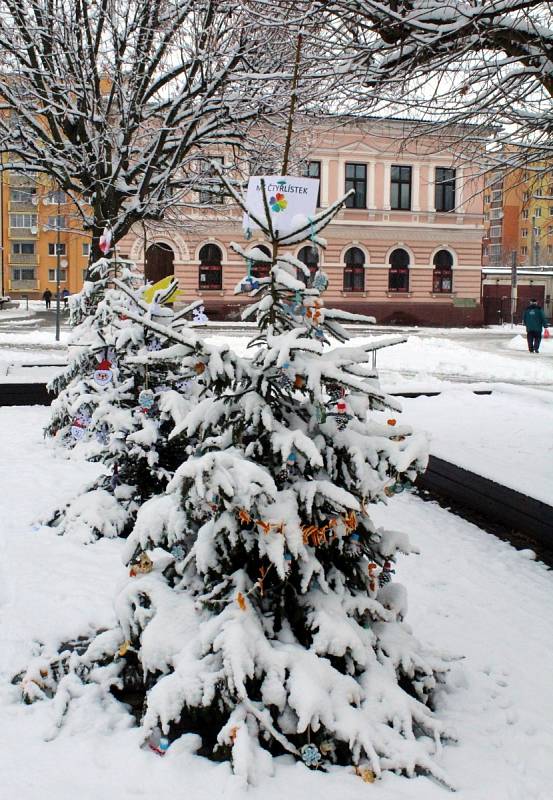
[0,0,294,265]
[327,0,553,169]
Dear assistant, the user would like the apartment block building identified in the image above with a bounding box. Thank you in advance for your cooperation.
[0,165,91,299]
[118,117,486,325]
[481,161,553,321]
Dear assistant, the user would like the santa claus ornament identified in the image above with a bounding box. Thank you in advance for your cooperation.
[70,415,89,441]
[334,398,351,431]
[93,358,113,387]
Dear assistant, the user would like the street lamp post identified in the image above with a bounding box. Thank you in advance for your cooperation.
[510,250,517,327]
[54,194,68,342]
[55,196,61,341]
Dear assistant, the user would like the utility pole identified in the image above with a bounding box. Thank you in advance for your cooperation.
[510,250,517,327]
[55,194,61,341]
[53,193,68,341]
[0,157,4,297]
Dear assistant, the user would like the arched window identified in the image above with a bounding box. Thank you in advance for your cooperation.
[298,245,319,285]
[388,248,410,293]
[199,243,222,290]
[432,250,453,293]
[343,247,365,292]
[251,245,272,279]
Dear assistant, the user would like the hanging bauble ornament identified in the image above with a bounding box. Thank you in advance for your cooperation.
[194,361,206,375]
[176,379,194,393]
[278,361,293,391]
[241,275,260,292]
[282,302,296,318]
[138,389,155,411]
[192,304,209,324]
[380,560,395,585]
[147,337,162,352]
[348,532,361,554]
[326,382,342,402]
[286,451,298,468]
[110,466,121,490]
[93,358,113,387]
[70,417,88,441]
[355,766,376,783]
[170,544,186,560]
[300,743,322,769]
[334,399,351,431]
[294,374,305,389]
[98,227,112,255]
[96,424,109,445]
[147,727,170,756]
[118,640,131,658]
[367,562,379,593]
[384,484,395,497]
[315,402,327,423]
[313,271,328,292]
[129,552,153,577]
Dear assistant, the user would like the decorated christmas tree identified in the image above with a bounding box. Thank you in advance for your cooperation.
[45,257,213,541]
[22,180,450,786]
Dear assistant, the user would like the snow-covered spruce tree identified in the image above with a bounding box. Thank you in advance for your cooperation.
[25,185,450,785]
[45,259,213,541]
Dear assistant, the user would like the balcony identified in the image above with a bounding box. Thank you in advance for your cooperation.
[9,279,38,291]
[8,172,38,187]
[9,201,38,212]
[9,253,38,265]
[8,226,38,236]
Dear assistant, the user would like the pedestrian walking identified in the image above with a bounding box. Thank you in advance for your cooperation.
[62,288,70,309]
[42,288,52,309]
[523,298,549,353]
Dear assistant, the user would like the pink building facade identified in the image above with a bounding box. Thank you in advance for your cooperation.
[119,118,486,325]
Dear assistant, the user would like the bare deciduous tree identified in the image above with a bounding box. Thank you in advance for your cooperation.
[0,0,293,264]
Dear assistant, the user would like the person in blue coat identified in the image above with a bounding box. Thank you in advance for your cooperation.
[523,299,549,353]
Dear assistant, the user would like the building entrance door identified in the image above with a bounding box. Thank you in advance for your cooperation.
[145,243,174,284]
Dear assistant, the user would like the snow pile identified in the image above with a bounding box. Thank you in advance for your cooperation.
[1,407,553,799]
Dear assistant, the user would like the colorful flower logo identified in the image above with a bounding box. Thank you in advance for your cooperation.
[270,192,287,212]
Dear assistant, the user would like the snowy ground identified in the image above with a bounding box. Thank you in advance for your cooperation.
[1,324,552,499]
[1,406,553,800]
[397,387,553,504]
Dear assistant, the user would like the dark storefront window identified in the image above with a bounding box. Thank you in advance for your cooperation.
[199,243,222,289]
[432,250,453,292]
[388,248,410,292]
[343,246,365,291]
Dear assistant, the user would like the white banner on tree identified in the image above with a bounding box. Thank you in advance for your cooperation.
[243,175,319,237]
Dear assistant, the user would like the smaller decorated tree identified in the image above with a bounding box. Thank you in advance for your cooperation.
[45,260,213,541]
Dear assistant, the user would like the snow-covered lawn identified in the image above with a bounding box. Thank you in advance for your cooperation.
[397,386,553,504]
[1,406,552,800]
